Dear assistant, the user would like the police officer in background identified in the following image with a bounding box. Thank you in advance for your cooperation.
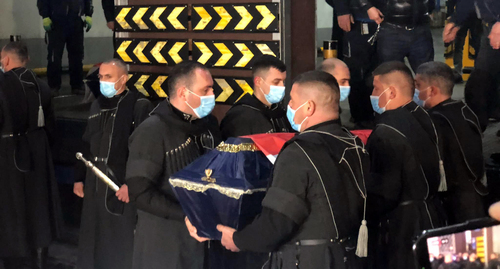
[37,0,93,95]
[326,0,377,128]
[443,0,500,129]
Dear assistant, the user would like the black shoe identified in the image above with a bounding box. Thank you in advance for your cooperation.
[453,69,463,84]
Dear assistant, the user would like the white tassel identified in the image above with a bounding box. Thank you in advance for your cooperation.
[355,220,368,258]
[438,160,447,192]
[38,105,45,127]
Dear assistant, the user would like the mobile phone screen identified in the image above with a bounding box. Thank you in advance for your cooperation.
[426,223,500,267]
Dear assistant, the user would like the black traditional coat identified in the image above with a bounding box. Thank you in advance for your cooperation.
[76,90,153,269]
[0,67,61,258]
[126,100,221,269]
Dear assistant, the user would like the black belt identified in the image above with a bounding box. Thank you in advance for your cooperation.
[1,128,42,138]
[291,237,351,247]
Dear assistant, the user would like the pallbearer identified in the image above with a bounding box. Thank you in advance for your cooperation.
[212,71,370,269]
[414,61,488,224]
[220,55,291,140]
[126,61,221,269]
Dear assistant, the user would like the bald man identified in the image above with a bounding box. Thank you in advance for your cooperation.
[320,58,374,127]
[366,61,446,269]
[74,59,153,269]
[212,71,370,268]
[415,62,487,224]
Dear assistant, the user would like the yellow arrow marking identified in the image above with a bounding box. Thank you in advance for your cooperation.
[256,5,276,30]
[152,76,168,97]
[215,79,234,102]
[234,6,252,30]
[133,41,150,63]
[168,6,186,30]
[133,7,149,30]
[235,79,253,102]
[117,40,133,62]
[194,42,213,65]
[234,43,254,67]
[151,41,167,64]
[255,43,276,57]
[193,7,212,30]
[169,42,186,64]
[134,75,150,97]
[213,43,233,67]
[116,7,132,29]
[150,7,166,30]
[213,6,232,30]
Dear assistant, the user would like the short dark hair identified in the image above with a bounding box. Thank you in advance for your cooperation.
[167,61,209,97]
[372,61,414,93]
[2,41,29,63]
[293,70,340,111]
[416,61,454,96]
[251,55,286,78]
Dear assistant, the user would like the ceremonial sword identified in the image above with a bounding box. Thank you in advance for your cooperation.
[75,152,120,192]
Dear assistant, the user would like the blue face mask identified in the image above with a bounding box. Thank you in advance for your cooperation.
[100,76,124,98]
[286,102,308,132]
[413,88,430,107]
[261,81,285,104]
[185,89,215,119]
[339,86,351,102]
[370,88,391,114]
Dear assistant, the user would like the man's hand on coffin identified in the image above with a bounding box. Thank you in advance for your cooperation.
[115,184,130,203]
[217,225,240,252]
[73,182,84,198]
[185,217,209,242]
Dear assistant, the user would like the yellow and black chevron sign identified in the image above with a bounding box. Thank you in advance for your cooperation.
[115,5,188,31]
[192,40,280,69]
[127,72,253,104]
[127,73,169,98]
[192,3,279,32]
[116,39,189,65]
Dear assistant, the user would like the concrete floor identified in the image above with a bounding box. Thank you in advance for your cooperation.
[2,27,500,269]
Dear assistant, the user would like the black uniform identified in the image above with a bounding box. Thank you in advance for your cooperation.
[102,0,114,24]
[366,102,446,269]
[0,68,61,266]
[327,0,378,124]
[429,99,487,224]
[37,0,93,91]
[126,100,221,269]
[220,94,291,140]
[76,91,153,269]
[453,0,500,128]
[233,120,369,269]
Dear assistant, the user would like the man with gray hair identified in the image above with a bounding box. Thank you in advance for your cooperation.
[74,58,153,269]
[414,61,487,224]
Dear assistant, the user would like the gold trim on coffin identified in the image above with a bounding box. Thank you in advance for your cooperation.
[169,178,267,200]
[216,142,259,153]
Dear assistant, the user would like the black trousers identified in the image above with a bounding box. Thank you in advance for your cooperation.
[342,21,378,123]
[46,17,84,90]
[464,23,500,129]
